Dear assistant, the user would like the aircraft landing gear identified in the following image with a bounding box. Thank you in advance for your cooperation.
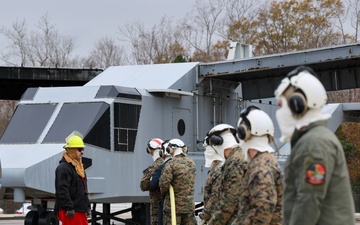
[24,200,59,225]
[38,211,58,225]
[25,210,59,225]
[25,211,39,225]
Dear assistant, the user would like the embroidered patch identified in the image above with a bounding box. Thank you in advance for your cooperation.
[306,163,326,185]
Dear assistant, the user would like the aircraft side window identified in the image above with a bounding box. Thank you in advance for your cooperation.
[114,103,141,152]
[177,119,185,136]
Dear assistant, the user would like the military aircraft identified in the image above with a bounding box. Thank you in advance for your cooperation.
[0,43,359,225]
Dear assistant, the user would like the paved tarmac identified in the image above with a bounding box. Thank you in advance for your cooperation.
[0,203,132,225]
[0,214,131,225]
[1,212,360,224]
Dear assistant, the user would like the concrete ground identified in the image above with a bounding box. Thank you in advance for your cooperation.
[0,203,132,225]
[1,210,360,224]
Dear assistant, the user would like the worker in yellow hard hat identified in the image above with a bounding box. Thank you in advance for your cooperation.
[54,131,90,225]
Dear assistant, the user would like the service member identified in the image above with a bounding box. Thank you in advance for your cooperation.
[200,135,224,223]
[274,65,355,225]
[206,124,247,224]
[150,140,173,225]
[159,138,197,225]
[140,138,164,225]
[235,106,283,225]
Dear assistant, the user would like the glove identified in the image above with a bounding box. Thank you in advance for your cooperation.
[87,208,91,217]
[66,209,75,218]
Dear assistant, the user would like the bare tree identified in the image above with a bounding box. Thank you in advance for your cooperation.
[180,0,227,62]
[0,19,28,66]
[345,0,360,41]
[83,36,125,68]
[118,16,187,65]
[220,0,261,45]
[0,14,77,67]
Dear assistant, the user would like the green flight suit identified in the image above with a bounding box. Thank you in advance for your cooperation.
[283,120,355,225]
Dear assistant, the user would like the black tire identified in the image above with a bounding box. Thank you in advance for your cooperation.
[38,211,59,225]
[25,211,39,225]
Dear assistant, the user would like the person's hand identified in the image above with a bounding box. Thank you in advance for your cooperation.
[66,209,75,218]
[87,209,91,217]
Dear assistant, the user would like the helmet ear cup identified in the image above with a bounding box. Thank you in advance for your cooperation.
[146,148,150,154]
[159,149,163,157]
[288,92,307,116]
[166,145,174,155]
[208,128,239,146]
[237,124,251,141]
[208,133,223,146]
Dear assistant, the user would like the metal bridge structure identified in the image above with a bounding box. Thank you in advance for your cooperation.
[0,66,103,100]
[0,43,359,225]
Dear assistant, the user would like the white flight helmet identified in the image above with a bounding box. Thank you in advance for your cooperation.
[274,66,327,117]
[206,124,239,160]
[237,106,274,142]
[146,138,164,154]
[206,124,238,146]
[166,138,188,156]
[203,135,223,167]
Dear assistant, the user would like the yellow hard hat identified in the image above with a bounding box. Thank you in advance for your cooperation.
[63,131,86,149]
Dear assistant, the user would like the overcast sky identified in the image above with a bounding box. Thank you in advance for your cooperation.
[0,0,195,58]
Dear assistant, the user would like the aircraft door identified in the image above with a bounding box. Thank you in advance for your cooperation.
[172,107,191,147]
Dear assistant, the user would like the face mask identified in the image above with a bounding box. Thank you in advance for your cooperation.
[211,132,240,160]
[173,148,185,157]
[204,146,223,168]
[240,136,274,162]
[276,96,298,143]
[152,149,160,161]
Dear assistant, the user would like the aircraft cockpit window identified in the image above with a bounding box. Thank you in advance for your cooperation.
[114,103,141,152]
[43,102,110,150]
[0,103,57,144]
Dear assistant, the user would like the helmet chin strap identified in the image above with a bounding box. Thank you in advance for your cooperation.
[268,135,280,157]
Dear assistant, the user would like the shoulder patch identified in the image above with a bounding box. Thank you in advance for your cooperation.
[306,163,326,185]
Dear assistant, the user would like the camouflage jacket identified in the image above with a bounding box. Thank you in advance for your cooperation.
[140,157,164,216]
[236,152,284,225]
[208,147,247,225]
[202,160,222,222]
[159,154,196,214]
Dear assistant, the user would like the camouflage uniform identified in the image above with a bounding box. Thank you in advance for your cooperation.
[140,157,164,225]
[159,154,197,225]
[235,152,283,225]
[283,121,355,225]
[208,147,247,225]
[202,160,222,222]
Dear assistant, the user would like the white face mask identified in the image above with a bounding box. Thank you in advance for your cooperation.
[173,148,185,157]
[276,96,298,143]
[152,149,160,161]
[240,136,274,162]
[211,132,240,160]
[204,146,223,168]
